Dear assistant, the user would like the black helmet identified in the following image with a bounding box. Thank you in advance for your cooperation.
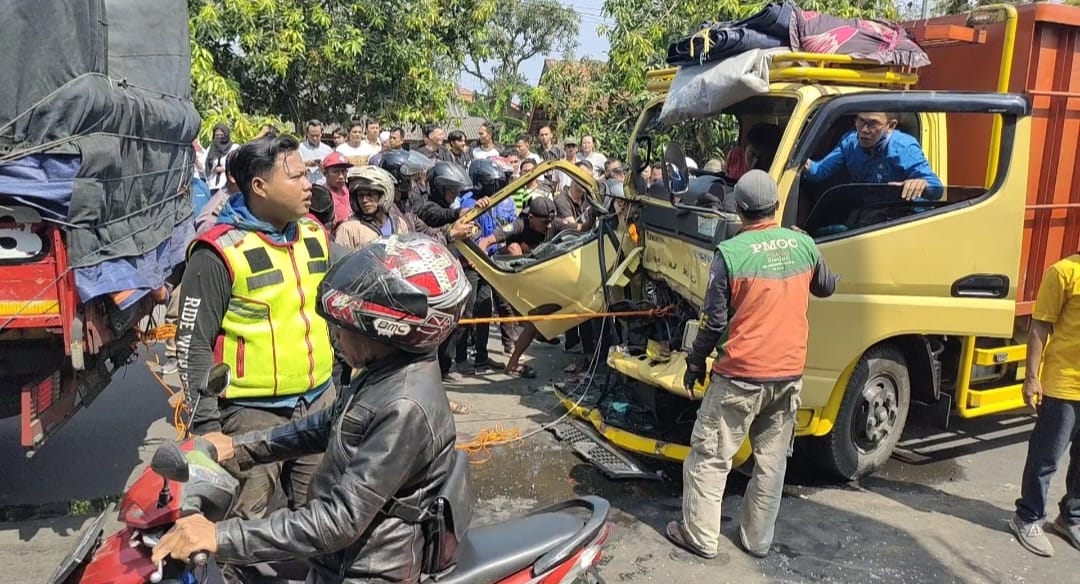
[429,161,472,197]
[468,158,509,198]
[308,184,336,227]
[380,150,434,189]
[316,234,471,354]
[379,150,412,188]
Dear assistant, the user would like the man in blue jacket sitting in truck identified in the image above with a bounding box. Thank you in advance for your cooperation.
[803,111,943,201]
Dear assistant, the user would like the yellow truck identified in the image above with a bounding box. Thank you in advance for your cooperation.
[457,4,1079,480]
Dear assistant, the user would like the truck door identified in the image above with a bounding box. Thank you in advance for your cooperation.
[454,160,620,340]
[779,91,1030,416]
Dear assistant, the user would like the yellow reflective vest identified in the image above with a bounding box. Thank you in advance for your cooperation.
[192,217,333,399]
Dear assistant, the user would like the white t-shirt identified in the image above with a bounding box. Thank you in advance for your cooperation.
[336,141,381,166]
[472,145,501,160]
[206,143,239,191]
[577,151,608,178]
[299,140,333,184]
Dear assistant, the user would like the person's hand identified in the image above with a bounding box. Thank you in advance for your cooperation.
[150,514,217,564]
[448,220,473,241]
[803,160,812,172]
[214,165,225,174]
[683,361,706,399]
[1023,376,1043,412]
[202,432,234,462]
[890,179,927,201]
[475,197,491,209]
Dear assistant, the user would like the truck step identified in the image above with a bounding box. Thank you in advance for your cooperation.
[549,420,660,481]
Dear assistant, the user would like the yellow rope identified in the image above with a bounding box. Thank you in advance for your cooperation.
[455,425,523,464]
[140,308,673,332]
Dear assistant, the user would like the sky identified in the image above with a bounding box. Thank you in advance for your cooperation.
[458,0,613,91]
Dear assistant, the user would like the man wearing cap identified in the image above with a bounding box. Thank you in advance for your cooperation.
[321,152,352,228]
[476,197,558,378]
[666,170,837,560]
[554,137,580,192]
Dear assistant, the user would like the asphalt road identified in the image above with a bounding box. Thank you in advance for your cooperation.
[2,342,1079,583]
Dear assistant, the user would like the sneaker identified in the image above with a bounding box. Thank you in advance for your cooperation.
[442,371,464,383]
[1009,515,1054,557]
[1047,516,1080,551]
[455,361,476,375]
[160,358,178,375]
[473,357,501,371]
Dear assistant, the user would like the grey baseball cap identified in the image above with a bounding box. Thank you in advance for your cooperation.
[733,169,778,212]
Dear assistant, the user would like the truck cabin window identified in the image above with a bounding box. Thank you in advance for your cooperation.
[793,110,998,240]
[631,95,798,209]
[468,166,606,273]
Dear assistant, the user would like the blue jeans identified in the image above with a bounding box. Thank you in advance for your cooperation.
[1015,395,1080,524]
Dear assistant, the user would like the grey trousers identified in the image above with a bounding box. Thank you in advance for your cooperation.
[219,383,337,519]
[681,375,801,555]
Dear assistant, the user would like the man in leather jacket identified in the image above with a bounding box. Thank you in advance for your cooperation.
[152,234,471,583]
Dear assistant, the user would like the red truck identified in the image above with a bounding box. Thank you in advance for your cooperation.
[0,0,200,452]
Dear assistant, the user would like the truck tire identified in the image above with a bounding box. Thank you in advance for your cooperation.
[816,345,910,481]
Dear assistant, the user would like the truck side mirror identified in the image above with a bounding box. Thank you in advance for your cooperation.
[629,137,649,195]
[662,143,690,198]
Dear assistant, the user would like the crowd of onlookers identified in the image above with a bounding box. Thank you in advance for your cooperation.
[179,118,631,413]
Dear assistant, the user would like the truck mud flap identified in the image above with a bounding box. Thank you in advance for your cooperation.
[549,420,660,481]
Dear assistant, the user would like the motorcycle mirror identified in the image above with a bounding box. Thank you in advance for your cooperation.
[201,363,231,398]
[150,442,190,483]
[662,142,690,198]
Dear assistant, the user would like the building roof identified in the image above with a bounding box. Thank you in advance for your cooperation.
[401,100,486,141]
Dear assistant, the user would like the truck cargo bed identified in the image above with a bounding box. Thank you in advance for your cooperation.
[909,4,1080,313]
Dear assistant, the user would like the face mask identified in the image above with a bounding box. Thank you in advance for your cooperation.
[216,136,228,144]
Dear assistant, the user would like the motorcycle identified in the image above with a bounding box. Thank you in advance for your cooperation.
[50,364,613,584]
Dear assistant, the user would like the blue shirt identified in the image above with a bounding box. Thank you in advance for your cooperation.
[459,191,517,254]
[805,130,943,200]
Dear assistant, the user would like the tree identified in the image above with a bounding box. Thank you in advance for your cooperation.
[189,0,494,142]
[462,0,579,144]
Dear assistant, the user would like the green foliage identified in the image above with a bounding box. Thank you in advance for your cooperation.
[462,0,579,146]
[189,0,494,142]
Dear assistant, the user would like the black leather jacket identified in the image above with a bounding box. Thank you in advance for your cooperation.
[214,354,456,583]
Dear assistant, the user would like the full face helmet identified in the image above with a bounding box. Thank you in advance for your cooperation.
[316,233,471,354]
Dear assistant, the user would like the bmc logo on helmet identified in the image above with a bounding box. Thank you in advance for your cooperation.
[373,318,412,337]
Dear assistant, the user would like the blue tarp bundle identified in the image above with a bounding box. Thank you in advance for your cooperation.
[0,0,201,307]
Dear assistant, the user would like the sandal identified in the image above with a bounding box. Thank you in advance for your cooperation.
[449,400,471,415]
[504,364,537,378]
[665,520,717,560]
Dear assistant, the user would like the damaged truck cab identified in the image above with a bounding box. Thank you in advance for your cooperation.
[466,4,1079,481]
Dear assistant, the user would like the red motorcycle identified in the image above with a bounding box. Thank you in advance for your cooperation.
[49,365,612,584]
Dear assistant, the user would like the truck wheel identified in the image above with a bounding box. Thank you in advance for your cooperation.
[817,345,910,481]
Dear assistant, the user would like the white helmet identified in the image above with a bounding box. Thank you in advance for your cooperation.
[347,165,397,214]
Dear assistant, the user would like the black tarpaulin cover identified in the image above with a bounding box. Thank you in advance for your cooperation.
[0,0,201,278]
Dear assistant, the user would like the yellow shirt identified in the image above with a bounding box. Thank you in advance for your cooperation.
[1032,254,1080,401]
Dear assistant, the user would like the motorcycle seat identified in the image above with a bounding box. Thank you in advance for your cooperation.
[430,510,583,584]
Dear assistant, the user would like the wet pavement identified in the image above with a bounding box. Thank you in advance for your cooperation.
[2,341,1079,583]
